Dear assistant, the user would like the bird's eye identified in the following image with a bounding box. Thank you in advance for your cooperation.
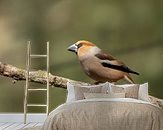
[77,43,83,48]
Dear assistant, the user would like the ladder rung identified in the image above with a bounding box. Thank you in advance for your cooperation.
[27,104,47,107]
[28,88,47,91]
[29,69,47,72]
[30,54,47,58]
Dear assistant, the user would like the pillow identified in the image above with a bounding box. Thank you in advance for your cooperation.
[108,83,149,101]
[66,82,76,103]
[66,82,109,103]
[109,84,139,99]
[84,92,125,99]
[138,83,149,102]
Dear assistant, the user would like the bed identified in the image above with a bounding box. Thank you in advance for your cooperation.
[40,82,163,130]
[42,98,163,130]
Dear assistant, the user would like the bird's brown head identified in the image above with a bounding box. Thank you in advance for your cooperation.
[67,40,96,55]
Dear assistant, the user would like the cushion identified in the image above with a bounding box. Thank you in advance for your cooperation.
[109,84,139,99]
[108,83,149,101]
[66,82,109,103]
[84,92,125,99]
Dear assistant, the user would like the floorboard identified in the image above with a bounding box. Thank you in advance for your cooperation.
[3,123,21,130]
[0,123,14,130]
[0,113,45,130]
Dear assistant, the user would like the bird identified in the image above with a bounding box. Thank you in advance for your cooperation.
[67,40,139,84]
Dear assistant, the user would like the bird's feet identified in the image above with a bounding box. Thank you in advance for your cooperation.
[93,81,104,85]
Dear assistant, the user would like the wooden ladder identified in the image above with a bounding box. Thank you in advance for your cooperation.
[24,41,50,124]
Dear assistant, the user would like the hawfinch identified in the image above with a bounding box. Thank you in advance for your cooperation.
[67,40,139,84]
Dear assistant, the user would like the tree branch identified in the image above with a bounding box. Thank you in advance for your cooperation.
[0,62,86,89]
[0,61,162,109]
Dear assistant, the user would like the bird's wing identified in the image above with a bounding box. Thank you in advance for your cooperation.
[95,51,125,65]
[95,51,116,61]
[95,51,139,75]
[101,61,139,75]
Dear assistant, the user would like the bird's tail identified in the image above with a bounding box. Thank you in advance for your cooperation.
[128,69,139,75]
[130,70,139,75]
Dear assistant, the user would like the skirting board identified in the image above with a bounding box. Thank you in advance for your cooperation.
[0,113,47,123]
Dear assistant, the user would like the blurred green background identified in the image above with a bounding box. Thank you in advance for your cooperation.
[0,0,163,112]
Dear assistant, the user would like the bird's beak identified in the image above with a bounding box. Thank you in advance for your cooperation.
[67,44,78,53]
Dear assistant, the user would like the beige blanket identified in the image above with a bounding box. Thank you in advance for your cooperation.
[43,98,163,130]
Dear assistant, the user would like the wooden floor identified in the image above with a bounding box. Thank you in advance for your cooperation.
[0,113,47,130]
[0,122,43,130]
